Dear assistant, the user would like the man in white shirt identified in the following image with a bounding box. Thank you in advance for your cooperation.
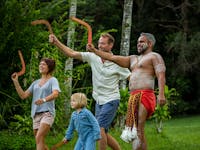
[49,33,131,150]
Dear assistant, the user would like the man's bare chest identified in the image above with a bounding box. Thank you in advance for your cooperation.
[131,55,152,71]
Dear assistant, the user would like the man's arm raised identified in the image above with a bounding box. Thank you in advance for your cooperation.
[87,44,130,68]
[49,34,82,60]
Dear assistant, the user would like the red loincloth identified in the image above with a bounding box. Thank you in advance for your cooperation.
[131,89,156,118]
[125,90,156,128]
[121,90,156,143]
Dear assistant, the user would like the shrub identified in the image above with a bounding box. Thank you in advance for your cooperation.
[0,130,35,150]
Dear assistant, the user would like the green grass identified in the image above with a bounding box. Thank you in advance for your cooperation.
[47,115,200,150]
[145,115,200,150]
[1,115,200,150]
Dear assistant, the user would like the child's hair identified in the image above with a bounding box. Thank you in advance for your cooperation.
[71,93,87,108]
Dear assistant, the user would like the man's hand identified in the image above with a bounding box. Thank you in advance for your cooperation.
[86,43,96,52]
[157,95,166,106]
[49,34,58,44]
[11,72,18,81]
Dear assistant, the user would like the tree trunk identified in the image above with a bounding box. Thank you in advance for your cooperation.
[120,0,133,89]
[64,0,77,114]
[180,0,189,72]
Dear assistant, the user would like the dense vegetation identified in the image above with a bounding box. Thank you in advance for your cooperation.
[0,0,200,141]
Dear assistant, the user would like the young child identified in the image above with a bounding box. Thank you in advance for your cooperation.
[63,93,101,150]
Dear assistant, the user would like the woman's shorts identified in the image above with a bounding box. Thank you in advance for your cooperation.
[33,111,54,129]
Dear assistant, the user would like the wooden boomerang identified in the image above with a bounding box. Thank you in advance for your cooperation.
[51,141,64,150]
[31,19,53,34]
[17,50,25,76]
[70,17,92,44]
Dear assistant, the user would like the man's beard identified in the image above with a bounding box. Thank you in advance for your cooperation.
[138,43,148,54]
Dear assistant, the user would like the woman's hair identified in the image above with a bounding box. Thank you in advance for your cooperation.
[40,58,56,74]
[71,93,87,108]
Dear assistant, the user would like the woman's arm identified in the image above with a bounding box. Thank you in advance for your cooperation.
[11,73,31,99]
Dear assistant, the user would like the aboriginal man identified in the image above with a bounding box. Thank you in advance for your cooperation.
[87,32,166,150]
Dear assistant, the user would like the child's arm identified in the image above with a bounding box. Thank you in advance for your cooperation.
[51,113,74,150]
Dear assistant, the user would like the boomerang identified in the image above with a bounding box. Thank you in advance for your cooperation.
[51,141,65,150]
[70,17,92,44]
[16,50,25,76]
[31,19,53,34]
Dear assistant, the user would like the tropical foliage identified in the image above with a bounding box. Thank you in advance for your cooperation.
[0,0,200,135]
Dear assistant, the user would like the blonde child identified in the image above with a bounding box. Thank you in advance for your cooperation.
[63,93,101,150]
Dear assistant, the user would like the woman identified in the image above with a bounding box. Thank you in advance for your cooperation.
[11,58,61,150]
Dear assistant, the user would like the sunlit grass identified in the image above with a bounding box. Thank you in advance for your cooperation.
[47,115,200,150]
[146,115,200,150]
[1,115,200,149]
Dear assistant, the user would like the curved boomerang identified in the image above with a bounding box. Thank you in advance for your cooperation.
[31,19,53,34]
[70,17,92,44]
[51,141,65,150]
[17,50,26,76]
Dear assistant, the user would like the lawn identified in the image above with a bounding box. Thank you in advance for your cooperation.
[0,115,200,150]
[146,115,200,150]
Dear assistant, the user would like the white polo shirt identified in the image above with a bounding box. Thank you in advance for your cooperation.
[81,52,131,105]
